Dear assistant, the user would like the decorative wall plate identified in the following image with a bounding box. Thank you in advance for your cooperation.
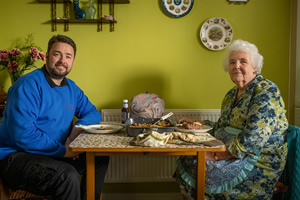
[200,17,233,51]
[162,0,194,18]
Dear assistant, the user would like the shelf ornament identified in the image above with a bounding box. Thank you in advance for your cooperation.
[73,0,86,19]
[87,0,96,19]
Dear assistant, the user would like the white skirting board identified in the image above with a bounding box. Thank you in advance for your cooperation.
[101,109,221,123]
[101,109,221,183]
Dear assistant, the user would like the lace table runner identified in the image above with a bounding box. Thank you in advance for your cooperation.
[70,132,225,149]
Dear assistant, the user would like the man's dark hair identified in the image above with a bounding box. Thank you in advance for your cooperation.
[47,35,77,57]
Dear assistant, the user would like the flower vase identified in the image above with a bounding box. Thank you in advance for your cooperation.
[0,86,7,104]
[8,72,22,85]
[86,0,96,19]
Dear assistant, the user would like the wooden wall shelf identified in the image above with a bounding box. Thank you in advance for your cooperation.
[38,0,130,31]
[38,0,130,3]
[52,19,117,23]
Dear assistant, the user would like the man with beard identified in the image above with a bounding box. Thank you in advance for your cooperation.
[0,35,109,200]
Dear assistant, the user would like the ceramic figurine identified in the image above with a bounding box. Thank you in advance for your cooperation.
[86,0,96,19]
[73,0,86,19]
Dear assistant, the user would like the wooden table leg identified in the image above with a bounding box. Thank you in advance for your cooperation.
[197,151,206,200]
[86,152,95,200]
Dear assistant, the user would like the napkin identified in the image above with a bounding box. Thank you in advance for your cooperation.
[130,131,171,147]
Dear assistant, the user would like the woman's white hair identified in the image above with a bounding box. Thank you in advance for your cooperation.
[223,39,264,74]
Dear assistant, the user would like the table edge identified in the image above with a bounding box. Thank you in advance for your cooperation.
[70,146,226,152]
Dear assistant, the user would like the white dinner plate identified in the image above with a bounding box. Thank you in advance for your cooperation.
[76,124,124,134]
[162,0,194,18]
[200,17,233,51]
[175,125,213,135]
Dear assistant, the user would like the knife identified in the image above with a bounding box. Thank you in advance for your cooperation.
[152,112,173,125]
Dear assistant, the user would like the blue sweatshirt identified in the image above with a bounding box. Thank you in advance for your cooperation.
[0,66,101,159]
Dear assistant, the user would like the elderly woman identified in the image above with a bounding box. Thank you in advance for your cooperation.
[173,40,288,200]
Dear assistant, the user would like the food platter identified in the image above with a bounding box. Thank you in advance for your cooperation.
[200,17,233,51]
[162,0,194,18]
[175,125,213,135]
[126,118,175,137]
[76,124,124,134]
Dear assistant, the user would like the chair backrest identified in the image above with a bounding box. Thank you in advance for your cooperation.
[129,93,165,118]
[286,125,300,200]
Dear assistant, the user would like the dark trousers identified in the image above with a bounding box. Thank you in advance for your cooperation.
[0,152,109,200]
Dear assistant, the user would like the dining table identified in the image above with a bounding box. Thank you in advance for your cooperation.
[69,126,226,200]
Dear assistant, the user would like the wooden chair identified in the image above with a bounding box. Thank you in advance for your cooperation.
[0,177,49,200]
[271,169,288,200]
[271,124,300,200]
[0,177,103,200]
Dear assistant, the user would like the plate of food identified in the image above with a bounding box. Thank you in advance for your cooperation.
[162,0,194,18]
[76,124,124,134]
[126,118,175,137]
[200,17,233,51]
[175,121,213,135]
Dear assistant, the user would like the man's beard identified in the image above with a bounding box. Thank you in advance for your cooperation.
[47,63,70,79]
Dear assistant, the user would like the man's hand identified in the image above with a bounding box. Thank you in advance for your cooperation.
[65,137,72,146]
[64,143,81,160]
[64,125,84,159]
[68,125,84,142]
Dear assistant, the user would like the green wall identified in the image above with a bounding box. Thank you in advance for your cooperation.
[0,0,291,112]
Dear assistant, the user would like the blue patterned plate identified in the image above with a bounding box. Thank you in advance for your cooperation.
[162,0,194,18]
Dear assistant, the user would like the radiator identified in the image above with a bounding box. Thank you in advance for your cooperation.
[101,109,221,183]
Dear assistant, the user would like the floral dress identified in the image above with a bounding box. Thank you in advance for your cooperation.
[174,75,288,200]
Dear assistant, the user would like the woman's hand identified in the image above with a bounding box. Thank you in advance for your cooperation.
[177,117,205,125]
[206,152,216,161]
[215,151,235,160]
[206,151,235,161]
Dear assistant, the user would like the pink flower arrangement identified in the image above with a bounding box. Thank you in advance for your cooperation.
[0,35,45,84]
